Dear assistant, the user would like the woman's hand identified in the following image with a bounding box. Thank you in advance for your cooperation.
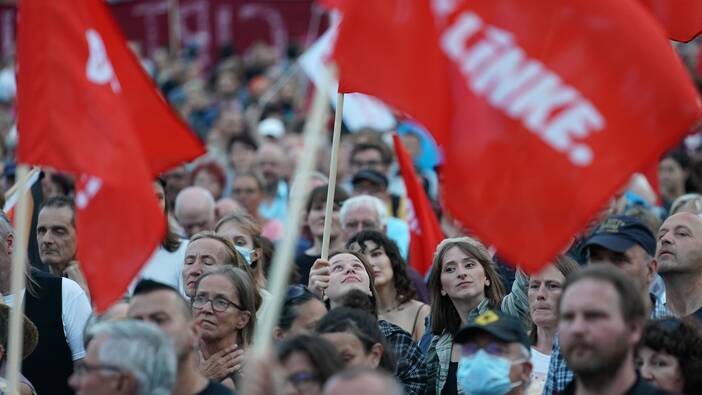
[200,345,245,382]
[308,259,330,297]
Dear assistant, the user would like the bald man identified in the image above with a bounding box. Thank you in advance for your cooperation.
[656,212,702,320]
[174,186,216,238]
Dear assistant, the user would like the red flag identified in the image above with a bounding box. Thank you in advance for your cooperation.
[392,134,443,276]
[332,1,701,273]
[17,0,204,311]
[639,0,702,42]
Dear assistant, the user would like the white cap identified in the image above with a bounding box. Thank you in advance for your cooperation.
[258,117,285,139]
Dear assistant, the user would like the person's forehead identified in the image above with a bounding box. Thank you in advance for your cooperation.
[330,253,361,265]
[187,238,227,255]
[346,205,380,221]
[561,279,619,310]
[662,212,701,230]
[353,148,382,159]
[197,274,236,296]
[38,206,74,225]
[129,291,180,316]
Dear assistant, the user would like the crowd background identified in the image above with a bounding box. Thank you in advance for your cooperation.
[0,2,701,395]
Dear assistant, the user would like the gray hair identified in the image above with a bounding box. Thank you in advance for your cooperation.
[670,193,702,215]
[340,195,388,229]
[85,320,177,395]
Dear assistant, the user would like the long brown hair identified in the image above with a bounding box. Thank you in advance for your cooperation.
[428,237,505,336]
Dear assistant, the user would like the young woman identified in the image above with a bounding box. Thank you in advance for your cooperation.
[215,212,268,288]
[424,236,506,395]
[346,230,430,342]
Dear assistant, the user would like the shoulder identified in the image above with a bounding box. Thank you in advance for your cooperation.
[198,381,236,395]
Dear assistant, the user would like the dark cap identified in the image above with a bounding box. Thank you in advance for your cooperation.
[351,169,388,189]
[455,310,529,349]
[582,215,656,257]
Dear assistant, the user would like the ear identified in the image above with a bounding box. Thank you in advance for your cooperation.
[0,344,5,362]
[519,361,533,385]
[367,343,384,369]
[628,320,644,347]
[119,373,138,394]
[236,310,252,330]
[646,259,658,284]
[273,327,285,341]
[251,248,263,263]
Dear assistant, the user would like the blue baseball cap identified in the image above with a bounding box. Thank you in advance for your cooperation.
[582,215,656,257]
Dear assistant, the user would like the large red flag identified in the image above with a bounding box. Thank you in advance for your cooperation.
[639,0,702,42]
[331,0,701,273]
[17,0,204,311]
[392,134,443,276]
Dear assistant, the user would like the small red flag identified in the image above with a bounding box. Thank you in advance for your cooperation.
[639,0,702,42]
[392,134,443,276]
[17,0,204,311]
[332,0,701,273]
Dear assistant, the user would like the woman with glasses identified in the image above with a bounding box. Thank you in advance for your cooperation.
[192,266,257,390]
[275,285,327,340]
[636,318,702,394]
[424,236,506,395]
[277,334,344,395]
[346,230,430,342]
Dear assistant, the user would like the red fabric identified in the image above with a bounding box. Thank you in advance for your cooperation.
[639,0,702,42]
[17,0,204,311]
[642,163,661,202]
[332,0,701,273]
[392,134,443,276]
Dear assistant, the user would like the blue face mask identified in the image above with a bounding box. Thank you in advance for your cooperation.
[234,245,254,266]
[456,350,522,395]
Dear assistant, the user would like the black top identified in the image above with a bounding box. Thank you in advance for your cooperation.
[294,253,320,287]
[561,375,678,395]
[23,271,75,395]
[441,361,459,395]
[196,381,236,395]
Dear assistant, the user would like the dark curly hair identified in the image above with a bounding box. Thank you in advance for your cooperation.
[346,230,416,304]
[638,318,702,395]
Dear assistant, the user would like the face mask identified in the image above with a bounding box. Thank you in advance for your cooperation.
[456,349,523,395]
[234,245,254,267]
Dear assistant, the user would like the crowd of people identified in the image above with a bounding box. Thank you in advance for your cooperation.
[0,10,701,395]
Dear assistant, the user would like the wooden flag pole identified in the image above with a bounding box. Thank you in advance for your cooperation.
[6,165,30,395]
[320,93,344,261]
[252,69,332,354]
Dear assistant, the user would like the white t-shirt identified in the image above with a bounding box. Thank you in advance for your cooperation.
[3,278,92,361]
[129,242,187,293]
[527,347,551,395]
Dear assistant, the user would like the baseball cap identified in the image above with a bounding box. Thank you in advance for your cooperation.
[351,169,388,189]
[582,215,656,256]
[455,309,529,349]
[258,117,285,139]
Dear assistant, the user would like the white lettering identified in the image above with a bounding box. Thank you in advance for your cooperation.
[85,29,121,93]
[75,175,102,209]
[440,11,605,166]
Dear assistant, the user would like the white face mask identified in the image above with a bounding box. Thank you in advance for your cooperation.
[234,245,254,266]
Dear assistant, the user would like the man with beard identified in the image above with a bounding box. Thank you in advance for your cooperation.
[558,266,673,395]
[655,212,702,320]
[128,279,234,395]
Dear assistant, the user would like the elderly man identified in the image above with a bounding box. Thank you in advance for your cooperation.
[36,196,89,294]
[340,194,409,259]
[128,280,234,395]
[453,310,532,395]
[656,211,702,320]
[0,211,91,395]
[174,186,217,238]
[69,320,177,395]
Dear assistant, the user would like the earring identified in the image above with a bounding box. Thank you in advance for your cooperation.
[441,289,447,296]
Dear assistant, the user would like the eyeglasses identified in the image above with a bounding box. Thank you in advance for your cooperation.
[461,342,509,357]
[73,361,123,376]
[192,295,243,312]
[287,371,321,392]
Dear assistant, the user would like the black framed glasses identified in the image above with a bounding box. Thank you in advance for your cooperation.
[287,371,321,392]
[192,295,243,312]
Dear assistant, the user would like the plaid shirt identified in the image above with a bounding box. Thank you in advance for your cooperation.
[379,320,427,395]
[542,295,672,395]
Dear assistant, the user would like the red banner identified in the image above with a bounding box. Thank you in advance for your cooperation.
[17,0,204,311]
[331,0,701,272]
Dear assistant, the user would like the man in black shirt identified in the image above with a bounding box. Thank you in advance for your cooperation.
[128,280,234,395]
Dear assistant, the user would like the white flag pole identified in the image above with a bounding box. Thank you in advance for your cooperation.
[320,93,344,261]
[6,165,30,395]
[252,68,332,354]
